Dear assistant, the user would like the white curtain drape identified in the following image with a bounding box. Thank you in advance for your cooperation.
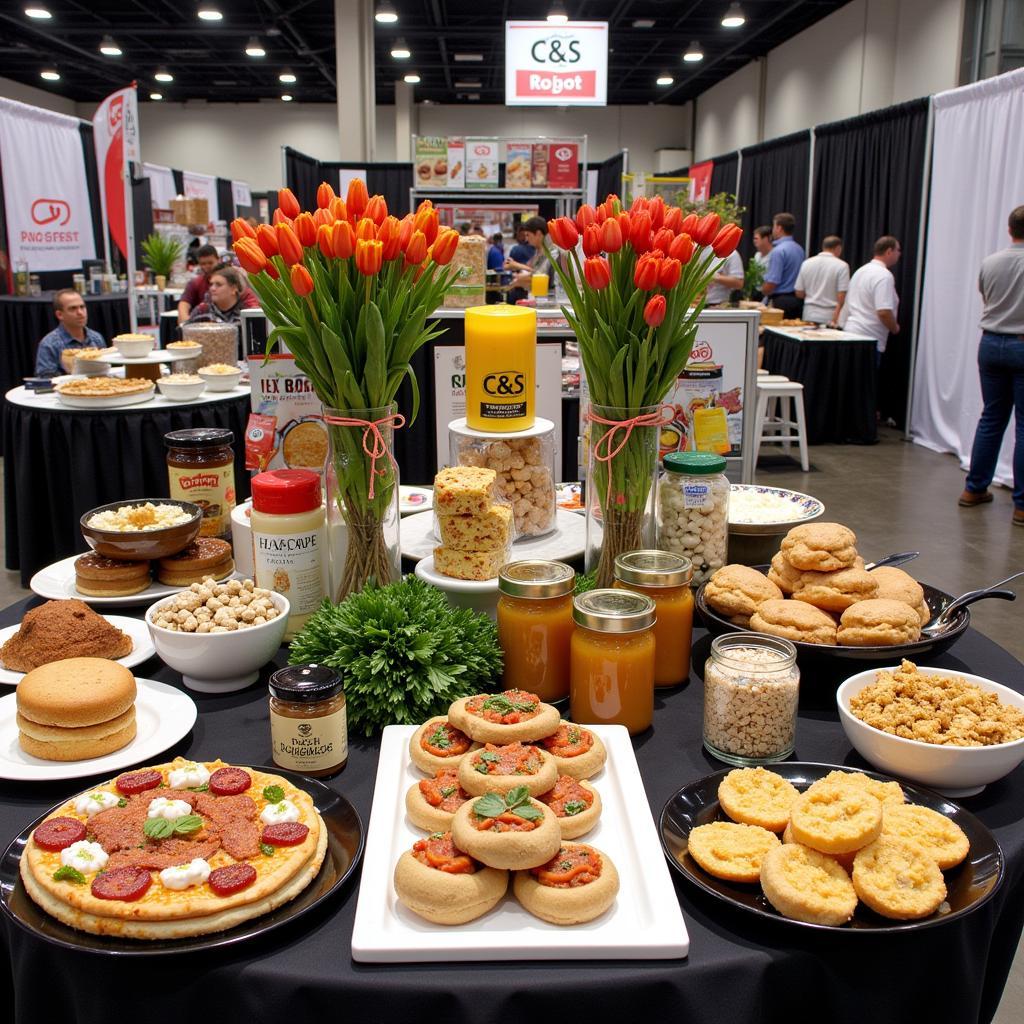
[910,68,1024,487]
[142,162,177,210]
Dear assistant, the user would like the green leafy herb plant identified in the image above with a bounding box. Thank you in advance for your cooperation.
[140,232,183,281]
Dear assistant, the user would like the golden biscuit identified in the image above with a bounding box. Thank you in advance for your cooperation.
[704,564,783,620]
[880,804,969,870]
[915,600,931,626]
[791,566,878,612]
[837,599,922,647]
[806,770,905,809]
[782,819,855,872]
[789,782,883,854]
[749,598,838,645]
[760,843,858,926]
[767,552,803,594]
[781,522,858,572]
[688,821,780,883]
[852,836,947,920]
[718,767,799,832]
[869,567,925,610]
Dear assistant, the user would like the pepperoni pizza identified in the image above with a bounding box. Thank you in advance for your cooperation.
[19,757,327,940]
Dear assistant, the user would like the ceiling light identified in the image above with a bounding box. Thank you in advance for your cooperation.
[150,92,163,100]
[99,36,122,56]
[281,93,293,102]
[375,2,398,23]
[197,5,223,20]
[403,72,421,84]
[656,75,673,86]
[40,68,60,81]
[154,68,174,82]
[453,53,483,61]
[454,79,481,88]
[279,70,297,83]
[632,18,655,28]
[245,37,266,57]
[547,3,569,24]
[721,3,746,28]
[390,38,410,59]
[683,40,704,62]
[25,6,52,18]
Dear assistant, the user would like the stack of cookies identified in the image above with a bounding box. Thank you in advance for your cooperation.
[703,522,926,647]
[432,466,513,581]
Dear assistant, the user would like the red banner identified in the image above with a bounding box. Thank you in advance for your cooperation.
[92,85,138,259]
[689,160,713,205]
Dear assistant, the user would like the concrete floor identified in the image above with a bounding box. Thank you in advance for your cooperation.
[0,433,1021,1018]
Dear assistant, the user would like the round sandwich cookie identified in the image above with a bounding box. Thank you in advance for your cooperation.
[536,776,601,840]
[780,522,858,572]
[537,722,607,781]
[451,789,562,871]
[408,716,481,775]
[513,842,619,925]
[457,741,559,797]
[447,689,560,745]
[156,537,235,587]
[404,769,472,833]
[75,552,151,597]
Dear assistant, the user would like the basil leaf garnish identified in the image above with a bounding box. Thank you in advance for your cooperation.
[173,814,204,835]
[260,843,275,857]
[263,785,285,803]
[564,800,586,817]
[473,793,506,820]
[143,818,175,840]
[52,865,86,884]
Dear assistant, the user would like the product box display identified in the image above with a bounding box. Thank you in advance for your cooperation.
[505,143,532,189]
[546,142,579,189]
[465,139,499,188]
[415,136,448,187]
[446,138,465,188]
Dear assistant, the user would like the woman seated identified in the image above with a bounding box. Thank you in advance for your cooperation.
[185,264,260,324]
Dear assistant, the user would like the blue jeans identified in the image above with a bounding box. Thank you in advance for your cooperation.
[965,331,1024,508]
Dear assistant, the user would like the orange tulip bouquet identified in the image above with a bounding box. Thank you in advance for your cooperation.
[544,194,742,585]
[232,180,461,598]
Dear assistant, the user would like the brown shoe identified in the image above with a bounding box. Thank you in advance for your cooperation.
[959,489,993,507]
[1014,508,1024,526]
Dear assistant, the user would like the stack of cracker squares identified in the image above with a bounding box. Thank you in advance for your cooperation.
[433,466,513,581]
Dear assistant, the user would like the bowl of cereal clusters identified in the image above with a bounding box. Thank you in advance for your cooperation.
[726,485,824,566]
[81,499,202,560]
[157,372,207,401]
[197,363,243,391]
[145,579,289,692]
[837,660,1024,796]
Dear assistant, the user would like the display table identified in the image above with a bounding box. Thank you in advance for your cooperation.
[763,326,878,444]
[0,600,1021,1023]
[2,387,252,585]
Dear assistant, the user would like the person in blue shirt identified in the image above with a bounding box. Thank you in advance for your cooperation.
[35,289,106,377]
[761,212,806,319]
[508,223,535,267]
[486,232,508,304]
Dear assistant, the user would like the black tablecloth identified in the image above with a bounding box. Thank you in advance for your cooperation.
[3,395,252,586]
[0,600,1021,1024]
[763,330,878,444]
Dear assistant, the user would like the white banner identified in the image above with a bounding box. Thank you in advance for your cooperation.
[142,162,177,209]
[505,21,608,106]
[232,180,252,209]
[0,98,96,272]
[93,85,138,262]
[183,171,219,221]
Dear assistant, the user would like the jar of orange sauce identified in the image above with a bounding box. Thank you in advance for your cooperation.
[613,550,693,688]
[497,560,575,702]
[570,589,656,735]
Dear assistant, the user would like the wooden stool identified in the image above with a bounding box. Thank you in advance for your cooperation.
[754,380,809,471]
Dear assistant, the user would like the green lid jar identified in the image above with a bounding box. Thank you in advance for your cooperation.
[658,452,730,586]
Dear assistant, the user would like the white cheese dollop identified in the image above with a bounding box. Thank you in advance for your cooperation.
[159,858,212,891]
[74,791,120,817]
[260,799,300,825]
[147,797,193,820]
[60,841,109,873]
[168,762,210,788]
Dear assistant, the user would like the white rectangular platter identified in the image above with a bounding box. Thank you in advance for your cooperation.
[351,723,689,962]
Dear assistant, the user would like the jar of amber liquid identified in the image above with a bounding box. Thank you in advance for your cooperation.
[613,550,693,688]
[497,560,575,703]
[268,664,348,777]
[570,589,657,735]
[165,428,236,539]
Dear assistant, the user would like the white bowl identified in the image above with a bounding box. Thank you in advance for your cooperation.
[145,590,289,693]
[837,665,1024,797]
[157,377,207,402]
[114,336,156,358]
[197,367,243,392]
[415,555,499,620]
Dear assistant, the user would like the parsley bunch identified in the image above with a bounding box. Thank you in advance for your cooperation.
[288,576,503,736]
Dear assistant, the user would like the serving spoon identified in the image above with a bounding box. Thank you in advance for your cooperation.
[863,552,919,571]
[921,570,1024,637]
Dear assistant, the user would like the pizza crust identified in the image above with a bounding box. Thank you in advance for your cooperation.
[447,696,561,744]
[512,846,619,925]
[392,850,507,925]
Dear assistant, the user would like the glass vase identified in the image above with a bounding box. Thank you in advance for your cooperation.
[584,403,661,588]
[323,403,401,601]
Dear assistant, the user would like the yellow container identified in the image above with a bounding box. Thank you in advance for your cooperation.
[465,305,536,432]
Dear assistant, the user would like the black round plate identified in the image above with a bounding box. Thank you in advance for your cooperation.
[659,762,1003,933]
[0,766,364,955]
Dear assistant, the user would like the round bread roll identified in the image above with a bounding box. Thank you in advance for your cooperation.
[404,774,471,833]
[451,796,562,870]
[17,658,136,727]
[837,599,922,646]
[780,522,858,572]
[513,843,619,925]
[458,744,558,797]
[17,707,136,761]
[408,717,481,775]
[749,599,838,646]
[537,722,608,780]
[704,565,783,620]
[868,566,925,609]
[448,692,561,744]
[393,848,507,925]
[791,566,878,613]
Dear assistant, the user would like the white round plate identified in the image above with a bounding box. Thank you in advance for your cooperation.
[399,507,586,562]
[0,678,197,782]
[0,615,156,686]
[30,554,238,608]
[399,486,433,515]
[97,350,191,365]
[414,557,500,620]
[55,387,156,410]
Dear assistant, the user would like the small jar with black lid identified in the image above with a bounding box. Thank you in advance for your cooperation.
[268,664,348,777]
[165,427,236,539]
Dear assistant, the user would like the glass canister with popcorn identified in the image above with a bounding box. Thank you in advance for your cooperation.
[658,451,729,586]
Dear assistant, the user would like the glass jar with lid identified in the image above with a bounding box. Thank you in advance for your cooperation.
[165,428,236,539]
[703,633,800,766]
[268,664,348,777]
[613,550,693,688]
[658,451,729,586]
[497,560,575,703]
[570,588,657,735]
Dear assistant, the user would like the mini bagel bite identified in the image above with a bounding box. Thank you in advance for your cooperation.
[537,722,607,780]
[513,843,619,925]
[536,776,601,840]
[448,689,560,744]
[405,769,473,832]
[451,790,562,870]
[408,716,481,775]
[458,741,558,797]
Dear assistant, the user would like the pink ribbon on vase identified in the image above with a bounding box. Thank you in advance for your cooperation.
[586,405,675,506]
[322,410,406,501]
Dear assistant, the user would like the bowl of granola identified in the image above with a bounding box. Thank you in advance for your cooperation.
[197,363,243,391]
[157,373,207,401]
[80,499,202,560]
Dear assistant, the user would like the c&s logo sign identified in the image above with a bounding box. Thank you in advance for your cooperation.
[506,21,608,106]
[31,198,71,226]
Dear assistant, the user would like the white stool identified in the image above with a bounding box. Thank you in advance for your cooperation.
[756,368,769,376]
[754,381,809,471]
[757,376,791,435]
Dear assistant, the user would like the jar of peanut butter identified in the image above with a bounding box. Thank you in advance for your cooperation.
[165,428,236,539]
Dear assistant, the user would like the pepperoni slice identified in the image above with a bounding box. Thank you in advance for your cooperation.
[33,817,86,852]
[115,769,162,795]
[90,866,152,902]
[208,863,258,896]
[209,767,252,796]
[261,822,309,847]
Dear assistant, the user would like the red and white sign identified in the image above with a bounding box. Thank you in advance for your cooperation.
[0,98,96,272]
[689,161,714,205]
[547,143,579,188]
[505,21,607,107]
[93,85,139,260]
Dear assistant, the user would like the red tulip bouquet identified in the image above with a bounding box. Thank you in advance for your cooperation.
[232,180,461,598]
[545,194,742,585]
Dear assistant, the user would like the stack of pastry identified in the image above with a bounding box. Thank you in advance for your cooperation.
[432,466,513,581]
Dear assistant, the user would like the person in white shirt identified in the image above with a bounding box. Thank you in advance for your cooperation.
[752,225,772,269]
[795,236,850,325]
[705,249,744,306]
[839,236,901,364]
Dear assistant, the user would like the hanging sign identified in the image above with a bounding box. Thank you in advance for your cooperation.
[689,161,714,204]
[93,85,139,259]
[232,180,252,209]
[182,171,219,221]
[505,21,608,106]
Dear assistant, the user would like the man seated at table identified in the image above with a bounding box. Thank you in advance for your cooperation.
[185,264,260,325]
[795,236,850,325]
[177,244,221,323]
[761,212,806,319]
[839,236,901,367]
[35,289,106,378]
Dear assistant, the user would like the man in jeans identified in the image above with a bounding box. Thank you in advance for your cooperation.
[960,205,1024,526]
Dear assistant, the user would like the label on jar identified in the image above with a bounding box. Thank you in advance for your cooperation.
[682,482,712,508]
[270,705,347,772]
[252,527,326,618]
[168,464,235,538]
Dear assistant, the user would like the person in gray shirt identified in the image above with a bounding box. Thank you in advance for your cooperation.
[960,205,1024,525]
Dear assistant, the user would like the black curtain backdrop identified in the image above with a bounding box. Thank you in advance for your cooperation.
[710,151,740,200]
[171,169,184,196]
[365,164,414,216]
[216,177,234,222]
[737,131,810,260]
[595,152,625,203]
[283,147,319,212]
[131,175,153,269]
[811,98,929,427]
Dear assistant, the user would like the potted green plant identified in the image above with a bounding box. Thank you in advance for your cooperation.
[141,232,183,290]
